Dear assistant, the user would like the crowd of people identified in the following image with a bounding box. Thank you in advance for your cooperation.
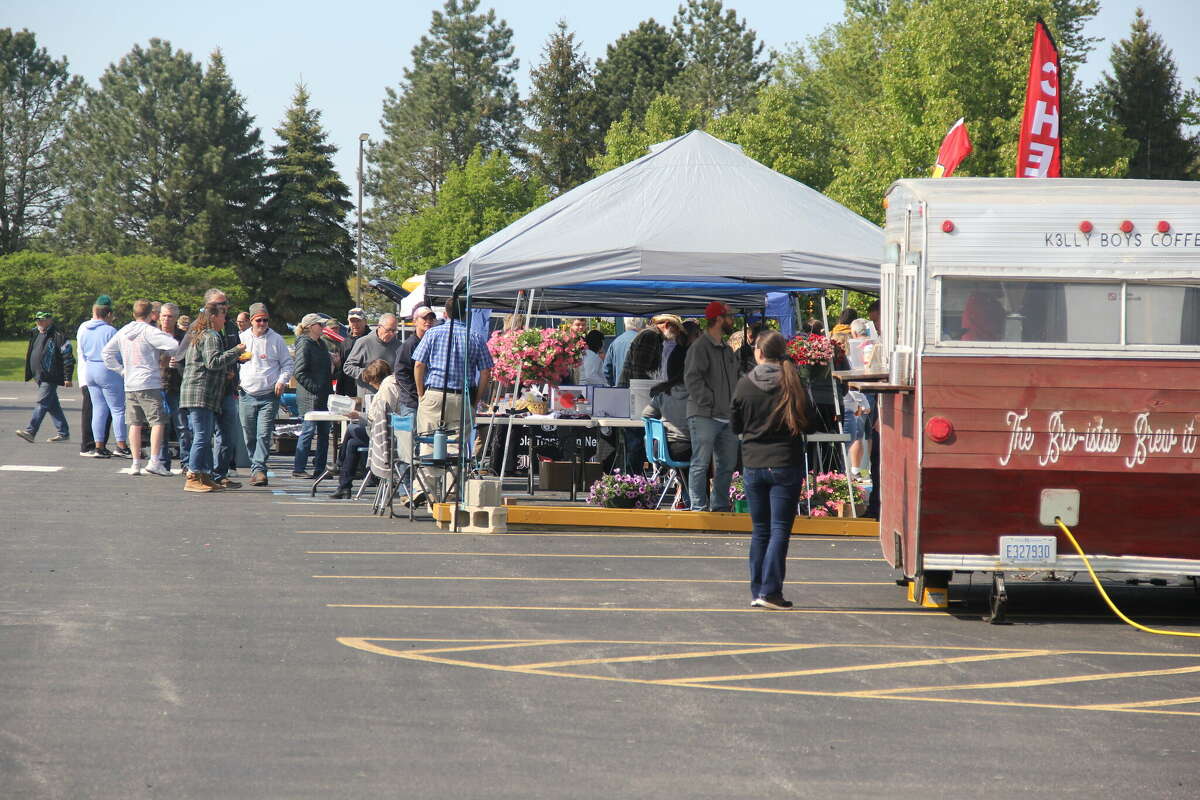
[16,291,875,608]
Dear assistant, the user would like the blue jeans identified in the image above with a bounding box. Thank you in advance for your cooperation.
[745,466,804,600]
[187,408,216,475]
[687,416,738,511]
[212,391,241,480]
[239,391,278,476]
[88,369,126,444]
[28,381,69,437]
[294,419,330,475]
[160,392,190,472]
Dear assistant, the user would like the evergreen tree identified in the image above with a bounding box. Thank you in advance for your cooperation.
[524,20,603,193]
[56,40,265,270]
[593,20,683,133]
[369,0,522,227]
[1098,8,1199,179]
[589,94,696,175]
[259,85,354,323]
[0,29,84,253]
[670,0,769,124]
[388,148,548,281]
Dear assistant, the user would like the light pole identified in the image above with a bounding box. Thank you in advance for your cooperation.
[356,133,369,308]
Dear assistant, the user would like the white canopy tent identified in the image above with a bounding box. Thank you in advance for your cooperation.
[452,130,883,297]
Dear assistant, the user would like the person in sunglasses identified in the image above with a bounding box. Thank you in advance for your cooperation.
[238,303,293,487]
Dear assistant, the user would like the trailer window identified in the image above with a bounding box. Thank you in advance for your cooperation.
[940,279,1121,344]
[1125,285,1200,345]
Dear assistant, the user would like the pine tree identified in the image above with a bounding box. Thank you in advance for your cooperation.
[524,20,603,193]
[1098,8,1199,179]
[593,20,683,133]
[0,29,83,254]
[369,0,522,227]
[670,0,769,124]
[259,85,354,323]
[56,40,265,269]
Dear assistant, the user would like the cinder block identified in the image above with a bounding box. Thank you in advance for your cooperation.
[465,478,502,507]
[435,504,507,533]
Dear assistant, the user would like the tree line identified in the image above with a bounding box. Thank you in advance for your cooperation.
[2,1,1198,334]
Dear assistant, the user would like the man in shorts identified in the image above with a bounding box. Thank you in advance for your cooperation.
[102,298,183,476]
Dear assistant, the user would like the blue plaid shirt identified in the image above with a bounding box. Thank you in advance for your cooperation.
[411,320,493,391]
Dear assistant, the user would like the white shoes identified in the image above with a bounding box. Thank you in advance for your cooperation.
[144,462,171,477]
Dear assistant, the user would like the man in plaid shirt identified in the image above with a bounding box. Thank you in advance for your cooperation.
[411,298,492,502]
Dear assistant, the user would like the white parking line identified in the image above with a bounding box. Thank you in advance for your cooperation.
[0,465,64,472]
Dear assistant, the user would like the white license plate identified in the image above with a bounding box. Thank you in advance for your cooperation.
[998,535,1057,566]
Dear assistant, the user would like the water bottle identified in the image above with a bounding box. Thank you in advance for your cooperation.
[432,429,448,461]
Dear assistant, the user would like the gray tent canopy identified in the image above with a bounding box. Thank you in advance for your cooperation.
[452,130,883,298]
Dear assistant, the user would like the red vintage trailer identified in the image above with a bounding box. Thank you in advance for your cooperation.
[872,178,1200,620]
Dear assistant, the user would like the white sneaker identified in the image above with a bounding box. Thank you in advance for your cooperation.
[144,462,171,477]
[130,461,144,476]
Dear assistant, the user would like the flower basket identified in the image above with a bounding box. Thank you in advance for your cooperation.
[786,334,841,379]
[488,328,586,386]
[729,471,746,504]
[800,471,869,518]
[733,499,749,513]
[587,471,663,510]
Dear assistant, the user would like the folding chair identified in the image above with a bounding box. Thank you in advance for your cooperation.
[644,417,690,510]
[409,425,465,520]
[383,412,414,518]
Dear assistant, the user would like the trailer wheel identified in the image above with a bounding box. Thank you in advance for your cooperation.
[983,572,1009,624]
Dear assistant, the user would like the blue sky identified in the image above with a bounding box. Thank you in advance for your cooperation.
[11,0,1200,190]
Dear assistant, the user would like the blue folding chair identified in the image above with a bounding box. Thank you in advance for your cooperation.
[643,417,690,510]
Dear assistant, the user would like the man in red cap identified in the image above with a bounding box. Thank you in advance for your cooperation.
[683,301,741,511]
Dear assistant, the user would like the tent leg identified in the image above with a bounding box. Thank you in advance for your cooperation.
[820,291,858,519]
[499,288,536,485]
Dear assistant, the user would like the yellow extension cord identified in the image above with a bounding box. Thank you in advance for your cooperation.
[1055,518,1200,639]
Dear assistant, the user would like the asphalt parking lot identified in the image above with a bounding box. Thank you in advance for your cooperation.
[1,380,1198,799]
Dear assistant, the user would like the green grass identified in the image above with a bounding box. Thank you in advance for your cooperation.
[0,338,27,382]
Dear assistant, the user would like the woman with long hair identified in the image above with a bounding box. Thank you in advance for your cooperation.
[178,306,245,492]
[642,345,691,508]
[731,330,818,609]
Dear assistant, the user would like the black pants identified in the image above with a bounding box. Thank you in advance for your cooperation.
[337,423,369,492]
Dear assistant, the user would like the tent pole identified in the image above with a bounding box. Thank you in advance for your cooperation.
[479,290,523,472]
[820,291,858,519]
[498,288,536,483]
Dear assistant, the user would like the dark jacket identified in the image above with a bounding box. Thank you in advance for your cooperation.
[293,335,332,415]
[159,327,186,395]
[335,331,367,396]
[731,362,818,469]
[25,324,75,385]
[392,333,421,410]
[684,333,739,420]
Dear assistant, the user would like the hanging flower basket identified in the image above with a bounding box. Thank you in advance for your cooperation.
[587,471,663,510]
[487,328,585,386]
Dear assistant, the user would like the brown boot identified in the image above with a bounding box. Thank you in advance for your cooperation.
[200,473,225,491]
[184,472,214,493]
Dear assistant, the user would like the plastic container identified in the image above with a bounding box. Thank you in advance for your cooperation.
[327,394,355,415]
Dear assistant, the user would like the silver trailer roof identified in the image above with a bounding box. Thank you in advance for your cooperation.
[885,178,1200,282]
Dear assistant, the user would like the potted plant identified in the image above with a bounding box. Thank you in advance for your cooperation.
[785,333,839,383]
[487,327,586,386]
[729,471,748,512]
[587,471,663,509]
[800,471,869,517]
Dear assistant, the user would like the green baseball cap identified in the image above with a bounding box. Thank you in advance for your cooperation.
[34,311,52,320]
[95,295,112,307]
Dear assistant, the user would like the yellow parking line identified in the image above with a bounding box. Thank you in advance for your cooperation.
[327,603,939,616]
[863,664,1200,695]
[305,550,878,561]
[311,575,892,585]
[518,645,820,670]
[1081,696,1200,710]
[672,650,1056,686]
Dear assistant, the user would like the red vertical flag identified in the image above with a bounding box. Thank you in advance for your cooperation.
[932,118,972,177]
[1016,18,1062,177]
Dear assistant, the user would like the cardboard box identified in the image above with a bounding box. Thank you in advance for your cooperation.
[538,460,604,492]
